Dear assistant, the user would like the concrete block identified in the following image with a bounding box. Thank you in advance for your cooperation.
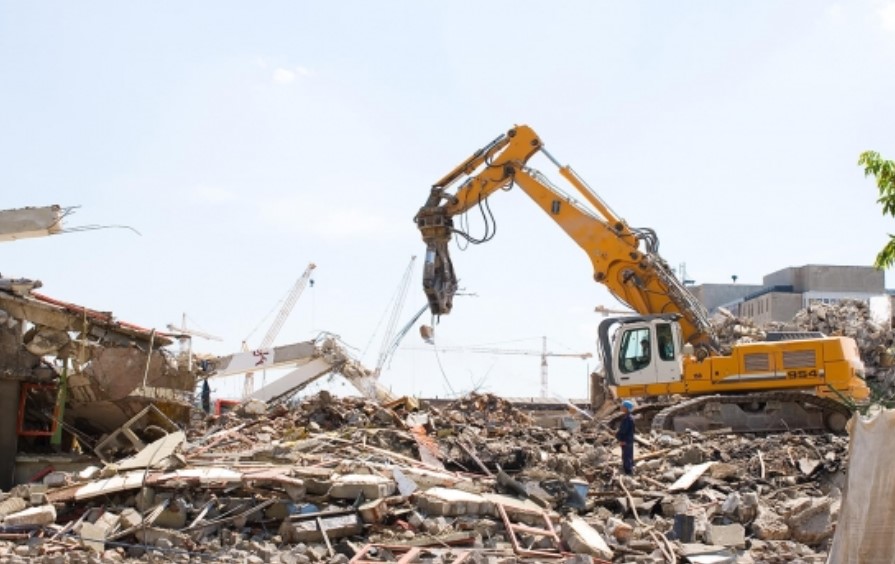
[561,514,613,561]
[706,523,746,548]
[80,522,108,554]
[120,508,143,530]
[95,511,120,531]
[395,466,478,492]
[415,487,491,517]
[358,498,388,524]
[43,471,70,488]
[291,467,333,495]
[0,496,27,518]
[752,508,790,541]
[4,504,57,526]
[279,514,362,543]
[788,499,833,545]
[155,498,188,529]
[328,474,395,500]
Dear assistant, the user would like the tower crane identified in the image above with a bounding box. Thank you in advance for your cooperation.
[241,262,316,398]
[409,337,591,398]
[166,313,222,370]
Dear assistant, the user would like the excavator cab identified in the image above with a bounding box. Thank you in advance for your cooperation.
[598,315,685,390]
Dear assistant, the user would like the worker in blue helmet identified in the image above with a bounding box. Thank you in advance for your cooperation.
[615,400,636,475]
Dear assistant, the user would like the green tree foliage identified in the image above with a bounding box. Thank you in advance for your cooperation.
[859,151,895,269]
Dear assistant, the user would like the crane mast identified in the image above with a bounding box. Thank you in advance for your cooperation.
[243,262,317,397]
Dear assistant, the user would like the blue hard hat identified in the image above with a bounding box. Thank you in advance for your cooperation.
[622,400,635,410]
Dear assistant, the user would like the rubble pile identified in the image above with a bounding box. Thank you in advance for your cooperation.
[0,392,853,562]
[785,300,895,386]
[710,308,767,354]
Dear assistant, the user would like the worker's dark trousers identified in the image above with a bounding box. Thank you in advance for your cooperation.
[621,443,634,475]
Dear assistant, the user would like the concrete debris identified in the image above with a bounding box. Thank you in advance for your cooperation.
[0,390,857,562]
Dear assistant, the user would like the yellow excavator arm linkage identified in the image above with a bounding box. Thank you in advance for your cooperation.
[415,124,718,355]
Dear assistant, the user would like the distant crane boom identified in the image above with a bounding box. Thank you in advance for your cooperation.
[166,313,222,371]
[594,304,635,316]
[243,262,316,397]
[259,263,317,348]
[375,257,416,376]
[408,336,591,397]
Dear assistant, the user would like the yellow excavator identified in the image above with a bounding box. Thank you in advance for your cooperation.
[415,124,869,433]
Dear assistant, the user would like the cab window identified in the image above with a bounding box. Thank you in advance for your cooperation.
[656,323,675,361]
[619,327,651,374]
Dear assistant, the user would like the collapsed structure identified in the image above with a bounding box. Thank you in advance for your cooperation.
[3,201,895,561]
[0,205,410,495]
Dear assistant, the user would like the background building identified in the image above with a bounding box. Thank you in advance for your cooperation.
[690,265,886,325]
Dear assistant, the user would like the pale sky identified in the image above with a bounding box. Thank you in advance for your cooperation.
[2,2,895,401]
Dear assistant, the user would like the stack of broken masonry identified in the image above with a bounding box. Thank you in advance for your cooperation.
[0,390,850,563]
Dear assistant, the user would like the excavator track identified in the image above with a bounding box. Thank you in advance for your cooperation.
[651,392,852,434]
[607,402,675,432]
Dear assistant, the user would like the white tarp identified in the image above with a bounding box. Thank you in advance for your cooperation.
[827,409,895,563]
[869,295,892,329]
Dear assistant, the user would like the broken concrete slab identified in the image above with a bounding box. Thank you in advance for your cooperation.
[0,205,64,242]
[416,487,492,517]
[279,513,363,543]
[116,431,186,471]
[0,496,26,518]
[80,522,109,554]
[119,508,143,530]
[752,507,790,541]
[561,514,613,561]
[391,465,478,492]
[482,493,558,525]
[3,504,57,526]
[151,467,244,487]
[75,471,152,500]
[154,498,189,529]
[679,543,738,564]
[328,474,395,500]
[706,523,746,548]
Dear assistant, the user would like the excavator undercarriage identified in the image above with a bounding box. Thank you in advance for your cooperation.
[651,392,852,434]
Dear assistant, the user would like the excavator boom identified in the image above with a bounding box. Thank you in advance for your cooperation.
[415,125,717,354]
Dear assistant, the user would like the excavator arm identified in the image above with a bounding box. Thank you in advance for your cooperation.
[415,124,718,355]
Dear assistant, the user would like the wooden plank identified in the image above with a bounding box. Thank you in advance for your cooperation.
[668,461,715,492]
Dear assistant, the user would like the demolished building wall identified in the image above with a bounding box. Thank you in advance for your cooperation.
[0,279,199,490]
